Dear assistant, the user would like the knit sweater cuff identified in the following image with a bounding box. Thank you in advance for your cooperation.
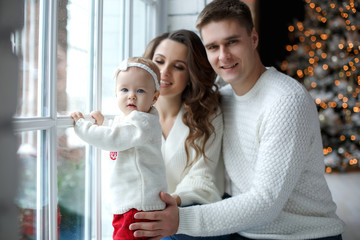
[177,192,194,207]
[177,206,198,235]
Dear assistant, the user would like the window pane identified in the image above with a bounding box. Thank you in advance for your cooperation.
[101,2,125,238]
[132,0,146,57]
[57,0,92,115]
[101,150,115,240]
[57,127,86,239]
[102,0,124,115]
[16,130,51,239]
[15,0,45,117]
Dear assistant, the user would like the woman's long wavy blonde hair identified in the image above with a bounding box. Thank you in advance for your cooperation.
[143,29,221,167]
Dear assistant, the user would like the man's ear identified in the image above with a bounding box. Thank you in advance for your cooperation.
[152,91,160,105]
[251,28,259,49]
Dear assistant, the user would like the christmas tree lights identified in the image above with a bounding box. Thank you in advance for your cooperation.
[281,0,360,172]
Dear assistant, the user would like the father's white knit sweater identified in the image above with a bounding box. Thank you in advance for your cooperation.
[74,108,167,214]
[177,67,344,239]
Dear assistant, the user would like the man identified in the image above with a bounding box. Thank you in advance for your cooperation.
[130,1,344,239]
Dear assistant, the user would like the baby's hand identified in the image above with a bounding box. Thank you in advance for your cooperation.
[90,110,104,126]
[70,111,84,124]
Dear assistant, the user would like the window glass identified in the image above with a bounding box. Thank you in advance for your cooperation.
[101,2,126,238]
[15,0,94,117]
[101,150,115,240]
[16,130,51,239]
[13,0,157,239]
[16,128,87,240]
[132,0,146,57]
[102,0,124,115]
[57,0,92,115]
[57,127,87,239]
[15,0,44,117]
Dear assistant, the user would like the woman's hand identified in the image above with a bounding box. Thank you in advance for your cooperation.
[90,110,104,126]
[70,111,84,123]
[172,194,181,206]
[129,192,179,240]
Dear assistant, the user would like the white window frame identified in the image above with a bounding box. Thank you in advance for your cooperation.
[13,0,167,239]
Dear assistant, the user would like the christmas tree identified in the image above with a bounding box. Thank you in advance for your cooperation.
[281,0,360,172]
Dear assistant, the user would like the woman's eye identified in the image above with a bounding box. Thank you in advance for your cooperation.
[137,89,145,93]
[154,59,164,64]
[174,65,185,70]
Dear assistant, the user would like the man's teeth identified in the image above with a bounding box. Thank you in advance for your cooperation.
[222,63,237,69]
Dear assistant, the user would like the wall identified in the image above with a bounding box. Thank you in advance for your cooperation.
[166,0,257,33]
[167,0,213,33]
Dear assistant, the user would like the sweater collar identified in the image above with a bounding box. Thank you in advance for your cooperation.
[233,67,275,102]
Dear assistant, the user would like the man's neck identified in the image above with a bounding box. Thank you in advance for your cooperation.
[232,62,266,96]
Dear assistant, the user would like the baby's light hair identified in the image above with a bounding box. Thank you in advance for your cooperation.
[114,57,161,90]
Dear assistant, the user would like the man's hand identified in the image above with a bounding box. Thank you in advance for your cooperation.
[129,192,179,240]
[70,111,84,123]
[90,110,104,126]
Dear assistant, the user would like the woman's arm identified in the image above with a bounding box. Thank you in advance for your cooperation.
[174,110,224,206]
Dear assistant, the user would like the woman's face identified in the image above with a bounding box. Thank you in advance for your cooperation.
[152,39,189,99]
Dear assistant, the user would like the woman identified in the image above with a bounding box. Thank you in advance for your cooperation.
[143,30,225,208]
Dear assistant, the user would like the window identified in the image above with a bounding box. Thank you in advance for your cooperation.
[12,0,166,239]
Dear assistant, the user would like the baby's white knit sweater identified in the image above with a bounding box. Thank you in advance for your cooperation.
[74,108,167,214]
[177,67,344,239]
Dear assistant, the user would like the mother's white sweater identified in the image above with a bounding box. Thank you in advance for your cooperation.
[177,67,344,239]
[162,106,224,206]
[74,108,167,214]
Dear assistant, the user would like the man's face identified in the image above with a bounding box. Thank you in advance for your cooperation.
[201,19,259,95]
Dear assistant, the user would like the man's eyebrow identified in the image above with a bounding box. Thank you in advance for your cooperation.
[204,42,216,49]
[225,35,242,41]
[204,35,242,48]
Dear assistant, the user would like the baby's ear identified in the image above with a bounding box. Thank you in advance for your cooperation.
[152,91,160,104]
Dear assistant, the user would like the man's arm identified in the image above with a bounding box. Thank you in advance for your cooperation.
[129,94,315,238]
[130,192,179,240]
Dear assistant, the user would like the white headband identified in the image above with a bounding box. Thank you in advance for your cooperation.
[115,59,160,90]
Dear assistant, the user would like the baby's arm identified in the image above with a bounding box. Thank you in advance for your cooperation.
[90,110,104,126]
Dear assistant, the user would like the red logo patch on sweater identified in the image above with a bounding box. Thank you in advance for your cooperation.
[110,152,117,160]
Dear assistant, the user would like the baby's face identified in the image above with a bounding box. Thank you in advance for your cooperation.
[115,67,158,116]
